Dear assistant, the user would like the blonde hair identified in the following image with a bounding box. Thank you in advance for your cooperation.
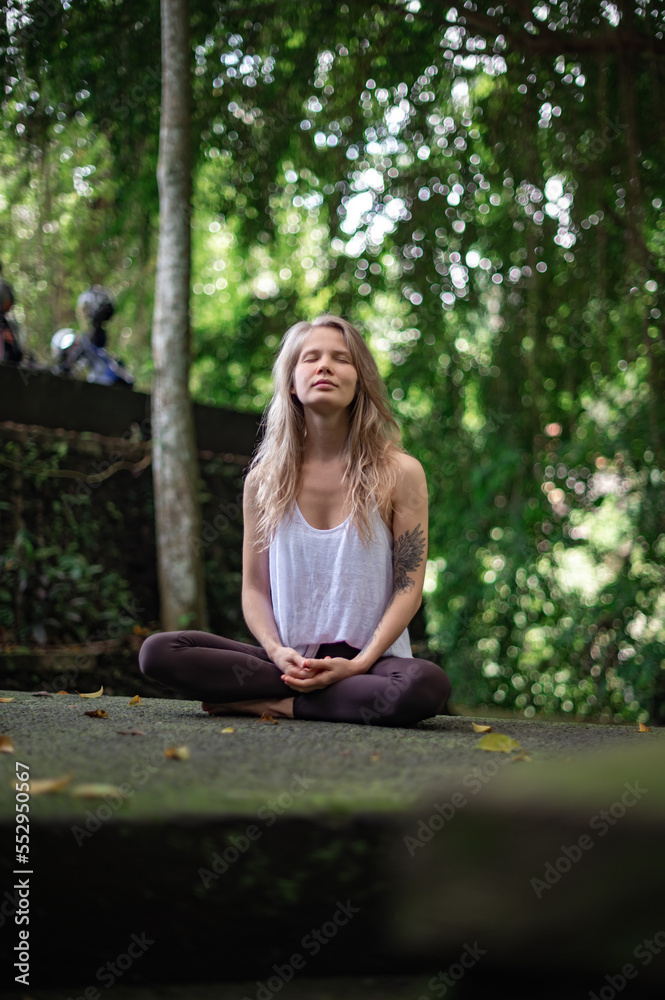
[248,314,403,548]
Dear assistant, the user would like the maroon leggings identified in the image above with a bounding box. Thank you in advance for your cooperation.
[138,632,450,727]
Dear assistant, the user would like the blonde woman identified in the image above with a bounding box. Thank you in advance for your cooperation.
[139,315,451,726]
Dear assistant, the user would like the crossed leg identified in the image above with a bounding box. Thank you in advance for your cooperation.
[139,630,451,727]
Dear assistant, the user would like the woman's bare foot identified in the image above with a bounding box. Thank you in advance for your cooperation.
[201,697,294,719]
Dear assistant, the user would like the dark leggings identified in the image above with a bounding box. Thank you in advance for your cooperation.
[138,631,451,727]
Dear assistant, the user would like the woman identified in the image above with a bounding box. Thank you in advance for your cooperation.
[139,315,451,726]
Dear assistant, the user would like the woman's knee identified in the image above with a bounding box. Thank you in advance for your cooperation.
[138,632,176,679]
[388,659,450,723]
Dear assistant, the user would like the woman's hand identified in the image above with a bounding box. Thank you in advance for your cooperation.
[280,656,355,692]
[270,646,313,678]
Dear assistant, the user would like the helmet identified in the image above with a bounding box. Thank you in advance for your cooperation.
[51,328,77,355]
[76,286,115,328]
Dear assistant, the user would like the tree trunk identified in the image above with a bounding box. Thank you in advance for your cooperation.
[151,0,208,631]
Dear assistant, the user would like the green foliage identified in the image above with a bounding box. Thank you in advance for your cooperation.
[2,1,665,720]
[0,531,136,645]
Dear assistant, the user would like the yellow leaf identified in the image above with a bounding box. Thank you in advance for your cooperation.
[258,713,278,725]
[472,722,492,733]
[128,695,141,705]
[56,691,70,695]
[511,750,532,763]
[79,686,104,699]
[0,697,14,703]
[164,746,190,760]
[371,752,381,762]
[638,722,651,733]
[0,733,15,753]
[476,732,521,753]
[70,783,125,798]
[221,727,235,733]
[27,774,72,795]
[83,709,109,719]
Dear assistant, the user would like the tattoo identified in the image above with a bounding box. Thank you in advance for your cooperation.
[362,524,426,644]
[391,522,426,602]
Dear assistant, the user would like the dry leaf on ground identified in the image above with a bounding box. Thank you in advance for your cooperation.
[472,722,492,733]
[371,752,381,762]
[0,734,15,753]
[84,709,109,719]
[33,691,54,697]
[128,695,141,706]
[511,750,532,763]
[638,722,651,732]
[79,686,104,699]
[0,697,14,703]
[116,729,145,736]
[221,727,235,733]
[28,774,72,795]
[70,783,125,798]
[56,691,70,695]
[258,713,278,724]
[476,732,521,753]
[164,746,190,760]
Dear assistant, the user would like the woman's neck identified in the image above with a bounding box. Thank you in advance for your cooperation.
[302,410,350,463]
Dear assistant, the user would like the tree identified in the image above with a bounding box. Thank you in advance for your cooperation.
[151,0,208,630]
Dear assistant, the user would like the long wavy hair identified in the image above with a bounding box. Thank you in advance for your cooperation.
[248,314,403,549]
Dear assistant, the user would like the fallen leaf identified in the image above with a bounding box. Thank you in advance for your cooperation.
[70,783,125,798]
[638,722,651,733]
[33,690,54,697]
[56,691,70,696]
[116,729,145,736]
[511,750,532,763]
[472,722,492,733]
[84,709,109,719]
[0,734,15,753]
[371,752,381,762]
[258,713,278,725]
[221,727,235,733]
[0,697,14,703]
[128,695,141,706]
[27,774,72,795]
[476,732,521,753]
[79,686,104,699]
[164,746,190,760]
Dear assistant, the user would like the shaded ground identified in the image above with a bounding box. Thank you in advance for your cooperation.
[1,690,664,998]
[0,691,658,819]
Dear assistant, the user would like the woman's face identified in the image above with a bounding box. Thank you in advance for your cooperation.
[291,326,359,413]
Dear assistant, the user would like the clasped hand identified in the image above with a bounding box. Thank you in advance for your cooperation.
[279,653,356,692]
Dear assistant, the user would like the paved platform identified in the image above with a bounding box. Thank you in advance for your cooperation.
[1,690,664,996]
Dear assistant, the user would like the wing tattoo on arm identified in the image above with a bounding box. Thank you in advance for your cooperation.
[392,522,426,598]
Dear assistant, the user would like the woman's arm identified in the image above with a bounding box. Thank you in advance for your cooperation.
[349,452,428,671]
[242,470,311,676]
[282,452,428,692]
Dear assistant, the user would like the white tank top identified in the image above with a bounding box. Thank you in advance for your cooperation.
[268,503,413,659]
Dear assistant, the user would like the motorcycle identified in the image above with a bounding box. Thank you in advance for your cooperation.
[51,286,134,388]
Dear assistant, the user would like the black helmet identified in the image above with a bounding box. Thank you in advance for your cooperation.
[76,286,115,328]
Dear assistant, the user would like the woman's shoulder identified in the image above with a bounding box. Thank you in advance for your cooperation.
[389,447,426,481]
[243,465,263,506]
[388,448,427,508]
